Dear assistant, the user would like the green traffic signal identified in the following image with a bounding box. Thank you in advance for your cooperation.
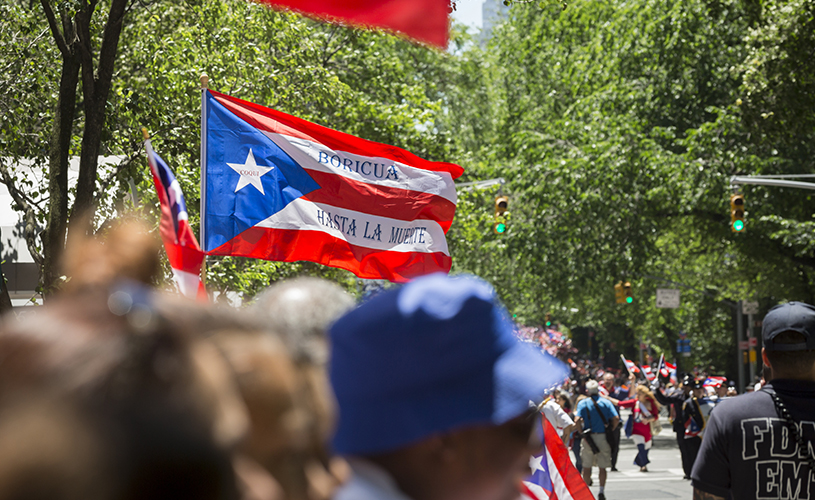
[733,220,744,232]
[494,222,507,234]
[626,297,633,304]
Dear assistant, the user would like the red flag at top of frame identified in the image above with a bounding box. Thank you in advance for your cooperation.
[255,0,451,48]
[201,90,463,283]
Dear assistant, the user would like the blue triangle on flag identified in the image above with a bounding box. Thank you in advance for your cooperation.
[203,94,320,252]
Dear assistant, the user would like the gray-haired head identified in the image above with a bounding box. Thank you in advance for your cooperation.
[251,277,355,364]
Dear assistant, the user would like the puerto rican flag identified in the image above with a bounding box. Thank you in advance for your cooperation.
[202,90,462,282]
[656,355,677,384]
[621,355,640,376]
[641,364,656,383]
[145,139,207,300]
[522,418,593,500]
[704,376,727,388]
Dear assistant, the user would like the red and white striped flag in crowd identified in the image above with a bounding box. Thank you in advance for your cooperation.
[145,138,207,300]
[704,376,727,388]
[621,355,640,375]
[201,90,462,282]
[656,355,678,384]
[641,364,656,382]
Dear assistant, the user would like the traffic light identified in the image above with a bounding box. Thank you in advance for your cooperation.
[545,313,552,327]
[623,282,633,304]
[493,196,508,234]
[730,194,745,232]
[614,281,624,304]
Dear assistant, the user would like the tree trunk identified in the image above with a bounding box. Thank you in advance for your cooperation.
[0,227,14,316]
[70,0,128,234]
[42,54,80,296]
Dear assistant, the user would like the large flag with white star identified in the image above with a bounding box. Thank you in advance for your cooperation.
[522,418,593,500]
[201,90,463,282]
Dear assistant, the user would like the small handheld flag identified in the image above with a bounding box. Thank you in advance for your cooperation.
[641,364,656,383]
[704,376,727,388]
[201,90,462,282]
[656,355,678,384]
[144,130,207,300]
[621,355,641,376]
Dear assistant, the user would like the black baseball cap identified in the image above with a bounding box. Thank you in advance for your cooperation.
[762,302,815,351]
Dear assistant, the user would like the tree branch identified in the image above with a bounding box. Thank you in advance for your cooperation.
[39,0,69,56]
[94,149,143,204]
[0,161,44,267]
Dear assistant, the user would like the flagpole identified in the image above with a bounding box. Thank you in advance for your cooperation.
[620,354,631,376]
[199,74,209,288]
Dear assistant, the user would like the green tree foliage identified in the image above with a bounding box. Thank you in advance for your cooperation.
[447,0,815,378]
[109,1,484,297]
[3,0,814,385]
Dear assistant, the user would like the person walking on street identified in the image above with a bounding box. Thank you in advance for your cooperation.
[692,302,815,500]
[682,378,715,478]
[576,380,619,500]
[620,377,661,472]
[652,374,692,479]
[573,394,589,471]
[539,394,576,446]
[600,373,629,471]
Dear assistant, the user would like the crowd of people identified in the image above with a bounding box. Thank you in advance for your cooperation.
[1,219,814,500]
[522,302,815,500]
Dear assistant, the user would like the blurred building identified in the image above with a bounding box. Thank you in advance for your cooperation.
[481,0,510,43]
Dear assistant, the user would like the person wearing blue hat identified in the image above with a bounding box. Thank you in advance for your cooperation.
[692,301,815,500]
[328,273,570,500]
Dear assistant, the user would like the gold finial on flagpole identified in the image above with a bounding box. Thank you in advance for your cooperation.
[200,74,209,89]
[141,127,150,140]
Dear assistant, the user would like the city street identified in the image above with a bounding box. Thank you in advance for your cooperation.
[584,413,693,500]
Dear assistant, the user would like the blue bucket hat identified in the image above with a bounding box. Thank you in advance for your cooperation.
[329,273,569,456]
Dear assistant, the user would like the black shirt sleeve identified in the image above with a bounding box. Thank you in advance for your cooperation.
[654,388,681,406]
[690,407,731,498]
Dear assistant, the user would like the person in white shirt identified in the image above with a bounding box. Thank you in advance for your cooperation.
[539,397,576,445]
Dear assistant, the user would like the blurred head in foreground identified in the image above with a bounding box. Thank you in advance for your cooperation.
[0,219,248,500]
[0,284,245,500]
[329,273,569,500]
[248,277,356,500]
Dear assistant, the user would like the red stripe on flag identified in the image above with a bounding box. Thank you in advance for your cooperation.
[542,419,593,500]
[301,169,456,232]
[210,91,464,180]
[208,226,451,282]
[164,240,206,276]
[254,0,449,48]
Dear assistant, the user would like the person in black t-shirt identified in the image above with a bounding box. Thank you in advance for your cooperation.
[652,374,692,478]
[691,302,815,500]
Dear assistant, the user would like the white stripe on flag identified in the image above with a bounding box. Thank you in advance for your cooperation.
[171,268,202,298]
[547,449,574,500]
[522,481,548,500]
[255,197,449,255]
[265,132,457,203]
